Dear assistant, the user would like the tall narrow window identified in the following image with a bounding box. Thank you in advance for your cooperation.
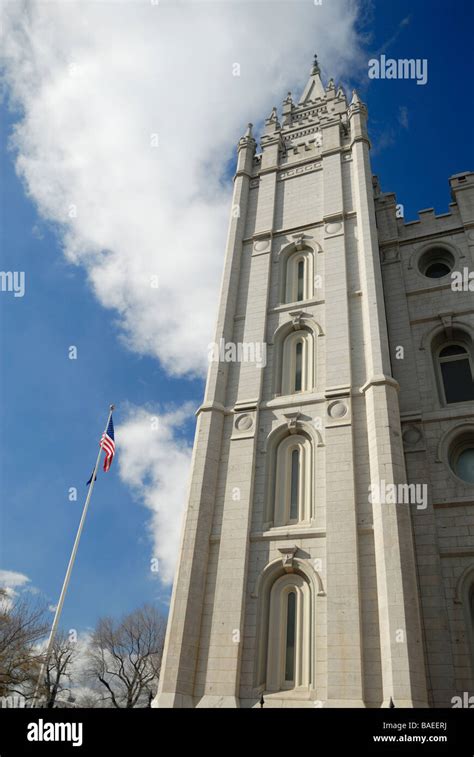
[470,584,474,630]
[280,329,314,396]
[284,592,296,682]
[283,249,314,304]
[290,449,299,520]
[295,341,303,392]
[439,344,474,403]
[272,434,312,527]
[263,574,312,692]
[297,260,305,301]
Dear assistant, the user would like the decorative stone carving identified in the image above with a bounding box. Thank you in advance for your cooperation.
[283,412,301,434]
[231,405,257,441]
[278,546,298,571]
[440,313,454,339]
[402,426,422,446]
[289,310,304,330]
[328,400,348,419]
[324,221,343,235]
[382,246,400,263]
[278,161,322,181]
[235,413,253,432]
[291,233,306,251]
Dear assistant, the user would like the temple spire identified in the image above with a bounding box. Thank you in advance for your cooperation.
[298,52,326,103]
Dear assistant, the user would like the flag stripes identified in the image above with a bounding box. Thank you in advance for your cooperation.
[100,415,115,472]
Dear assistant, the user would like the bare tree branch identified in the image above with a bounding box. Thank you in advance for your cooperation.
[86,604,166,708]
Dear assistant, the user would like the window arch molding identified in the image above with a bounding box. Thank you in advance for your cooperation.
[271,316,323,396]
[419,320,473,352]
[277,240,321,306]
[252,557,323,692]
[418,322,474,409]
[430,327,474,406]
[262,419,323,529]
[454,564,474,676]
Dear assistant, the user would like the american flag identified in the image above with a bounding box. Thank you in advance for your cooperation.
[100,415,115,472]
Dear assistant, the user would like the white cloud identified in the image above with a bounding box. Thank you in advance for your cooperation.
[116,404,194,584]
[0,0,364,377]
[0,570,31,610]
[0,569,30,590]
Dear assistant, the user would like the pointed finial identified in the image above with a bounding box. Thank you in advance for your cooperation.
[327,78,335,89]
[312,53,320,74]
[389,697,395,708]
[351,89,361,106]
[259,693,265,708]
[284,91,293,105]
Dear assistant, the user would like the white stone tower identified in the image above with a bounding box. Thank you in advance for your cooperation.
[154,56,430,708]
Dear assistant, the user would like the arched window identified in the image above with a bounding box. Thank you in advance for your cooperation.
[456,567,474,677]
[265,574,311,692]
[281,330,314,395]
[437,343,474,404]
[284,250,314,304]
[272,434,312,527]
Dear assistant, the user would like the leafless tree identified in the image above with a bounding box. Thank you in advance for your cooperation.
[73,689,107,708]
[87,604,166,708]
[0,588,48,699]
[39,632,78,708]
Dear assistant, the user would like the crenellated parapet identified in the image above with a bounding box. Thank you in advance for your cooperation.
[375,171,474,251]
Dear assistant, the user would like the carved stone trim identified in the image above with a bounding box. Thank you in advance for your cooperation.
[440,313,454,340]
[283,412,301,434]
[289,310,304,330]
[278,546,298,571]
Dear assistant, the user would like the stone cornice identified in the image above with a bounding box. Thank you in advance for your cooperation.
[195,401,228,416]
[349,135,371,150]
[233,169,253,182]
[360,375,400,394]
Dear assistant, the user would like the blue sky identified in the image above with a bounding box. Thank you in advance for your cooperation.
[0,116,200,623]
[0,0,472,637]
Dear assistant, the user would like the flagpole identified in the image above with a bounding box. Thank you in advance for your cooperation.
[31,404,115,708]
